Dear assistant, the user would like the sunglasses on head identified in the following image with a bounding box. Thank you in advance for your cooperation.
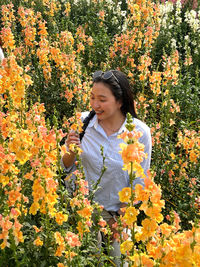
[93,70,120,84]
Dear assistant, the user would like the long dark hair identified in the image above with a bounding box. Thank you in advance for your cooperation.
[92,70,137,118]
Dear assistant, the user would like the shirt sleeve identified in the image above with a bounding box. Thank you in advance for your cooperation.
[140,126,152,173]
[60,156,77,192]
[60,156,76,173]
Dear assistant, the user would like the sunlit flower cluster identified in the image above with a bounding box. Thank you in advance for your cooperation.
[162,50,180,86]
[0,2,93,110]
[110,0,161,71]
[177,129,200,164]
[185,9,200,32]
[117,127,200,266]
[0,0,199,265]
[118,115,147,178]
[159,0,200,61]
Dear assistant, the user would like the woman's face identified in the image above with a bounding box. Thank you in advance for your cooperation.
[90,82,122,122]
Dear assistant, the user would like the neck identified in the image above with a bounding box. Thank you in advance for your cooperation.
[99,113,126,134]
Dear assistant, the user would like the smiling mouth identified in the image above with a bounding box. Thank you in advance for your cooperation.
[95,111,104,114]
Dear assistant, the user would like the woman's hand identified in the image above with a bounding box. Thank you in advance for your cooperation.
[62,131,81,168]
[65,131,81,153]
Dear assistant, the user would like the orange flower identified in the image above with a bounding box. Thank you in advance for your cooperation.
[55,212,68,225]
[141,218,158,240]
[13,227,24,244]
[38,20,48,37]
[130,253,155,267]
[65,250,77,259]
[135,184,150,202]
[1,4,15,27]
[7,187,22,206]
[33,236,43,246]
[98,219,107,227]
[65,231,81,247]
[160,223,174,237]
[10,208,21,218]
[118,187,132,203]
[1,27,15,50]
[33,225,42,233]
[87,36,93,46]
[144,204,164,223]
[54,232,64,245]
[77,206,92,219]
[76,221,90,237]
[64,2,71,16]
[120,142,146,164]
[123,206,138,225]
[120,240,133,254]
[55,244,65,257]
[0,175,9,187]
[0,216,13,233]
[149,71,162,95]
[29,202,40,215]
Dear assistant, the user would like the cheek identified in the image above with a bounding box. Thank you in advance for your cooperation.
[90,98,95,107]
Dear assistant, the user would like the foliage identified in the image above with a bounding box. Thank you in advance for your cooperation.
[116,115,200,266]
[105,0,200,228]
[0,0,200,265]
[0,0,128,123]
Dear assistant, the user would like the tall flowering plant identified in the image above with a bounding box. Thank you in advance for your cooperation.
[107,0,200,228]
[0,49,108,265]
[0,0,128,124]
[115,113,200,266]
[119,114,147,187]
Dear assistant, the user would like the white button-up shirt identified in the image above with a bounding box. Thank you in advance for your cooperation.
[62,112,152,212]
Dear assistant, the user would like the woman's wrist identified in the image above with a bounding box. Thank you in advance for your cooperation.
[62,150,76,168]
[68,149,76,156]
[65,142,77,157]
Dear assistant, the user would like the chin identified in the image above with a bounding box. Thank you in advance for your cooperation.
[96,113,104,118]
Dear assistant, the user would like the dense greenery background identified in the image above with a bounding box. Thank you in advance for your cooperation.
[0,1,200,265]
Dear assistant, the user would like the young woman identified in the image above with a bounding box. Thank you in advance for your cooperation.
[62,70,152,266]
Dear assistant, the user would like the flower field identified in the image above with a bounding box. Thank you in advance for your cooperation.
[0,0,200,266]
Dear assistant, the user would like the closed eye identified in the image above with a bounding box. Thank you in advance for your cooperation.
[90,96,106,102]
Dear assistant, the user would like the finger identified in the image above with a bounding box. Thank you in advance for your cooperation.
[65,137,80,148]
[68,132,79,137]
[67,132,80,141]
[68,137,80,144]
[67,137,76,143]
[68,131,79,137]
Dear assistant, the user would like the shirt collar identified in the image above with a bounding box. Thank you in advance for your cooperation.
[118,117,127,134]
[87,114,99,130]
[87,114,131,134]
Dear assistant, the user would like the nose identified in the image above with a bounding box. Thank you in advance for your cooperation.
[91,100,100,110]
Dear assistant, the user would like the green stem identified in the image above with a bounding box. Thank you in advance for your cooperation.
[89,146,107,202]
[130,223,135,256]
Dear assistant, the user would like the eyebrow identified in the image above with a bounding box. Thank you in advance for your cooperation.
[91,92,107,98]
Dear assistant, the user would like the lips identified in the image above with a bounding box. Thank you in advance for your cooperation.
[95,111,104,115]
